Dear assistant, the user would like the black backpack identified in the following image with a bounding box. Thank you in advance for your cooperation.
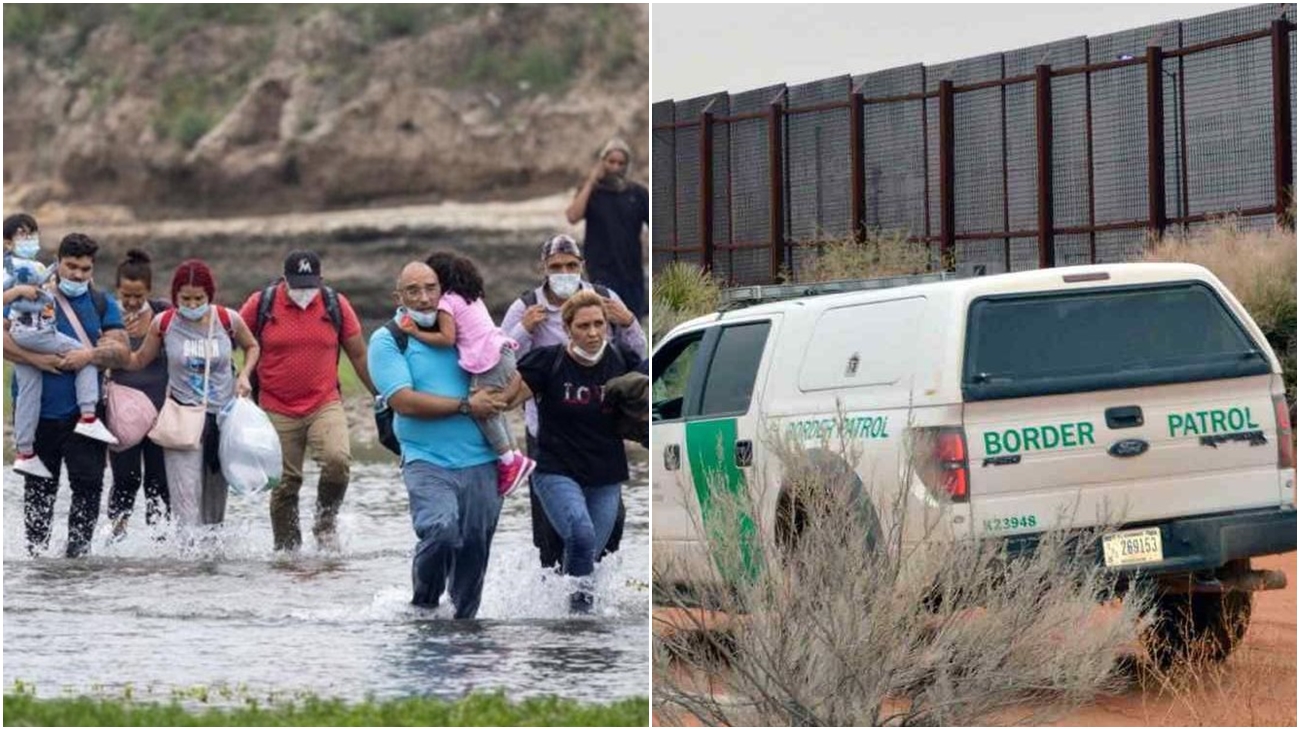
[373,318,419,455]
[249,282,345,400]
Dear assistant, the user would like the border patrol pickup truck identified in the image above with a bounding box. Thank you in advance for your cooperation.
[652,263,1295,664]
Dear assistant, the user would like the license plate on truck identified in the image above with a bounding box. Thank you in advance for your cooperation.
[1102,527,1164,567]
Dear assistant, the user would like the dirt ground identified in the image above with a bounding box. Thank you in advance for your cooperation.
[1057,552,1296,727]
[653,552,1297,727]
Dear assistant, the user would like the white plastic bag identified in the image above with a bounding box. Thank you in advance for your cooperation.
[217,397,283,496]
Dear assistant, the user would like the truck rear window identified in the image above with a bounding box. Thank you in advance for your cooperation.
[963,282,1271,401]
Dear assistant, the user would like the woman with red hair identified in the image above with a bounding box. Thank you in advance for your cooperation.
[124,259,260,531]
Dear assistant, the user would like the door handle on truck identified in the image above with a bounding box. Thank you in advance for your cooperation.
[735,440,754,467]
[1106,405,1144,429]
[664,444,680,471]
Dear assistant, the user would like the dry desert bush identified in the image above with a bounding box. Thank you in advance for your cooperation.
[653,420,1152,726]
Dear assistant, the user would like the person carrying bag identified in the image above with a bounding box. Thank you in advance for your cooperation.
[120,260,260,529]
[146,311,213,451]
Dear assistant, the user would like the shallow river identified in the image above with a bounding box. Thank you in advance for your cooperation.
[3,456,650,705]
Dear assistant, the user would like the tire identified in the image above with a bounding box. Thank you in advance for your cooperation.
[1143,590,1252,669]
[775,449,881,560]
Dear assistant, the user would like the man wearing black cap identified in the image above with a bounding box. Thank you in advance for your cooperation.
[238,250,377,551]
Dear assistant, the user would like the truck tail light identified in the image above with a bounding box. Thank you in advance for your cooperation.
[1275,395,1295,469]
[916,427,970,503]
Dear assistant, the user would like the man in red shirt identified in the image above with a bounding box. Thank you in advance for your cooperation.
[239,250,377,551]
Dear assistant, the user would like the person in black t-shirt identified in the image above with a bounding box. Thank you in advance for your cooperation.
[513,290,638,613]
[564,138,649,320]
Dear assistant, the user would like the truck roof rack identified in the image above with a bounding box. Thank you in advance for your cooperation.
[720,271,965,309]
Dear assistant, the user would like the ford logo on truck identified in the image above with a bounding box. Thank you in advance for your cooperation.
[1108,438,1150,458]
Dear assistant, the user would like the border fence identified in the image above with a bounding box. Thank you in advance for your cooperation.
[651,4,1298,284]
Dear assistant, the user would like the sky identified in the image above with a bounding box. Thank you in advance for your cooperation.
[652,3,1262,101]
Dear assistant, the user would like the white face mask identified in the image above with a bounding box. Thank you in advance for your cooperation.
[288,287,320,310]
[569,339,608,365]
[548,273,581,299]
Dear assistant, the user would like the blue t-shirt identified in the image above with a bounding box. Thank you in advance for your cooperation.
[6,286,124,419]
[368,325,495,469]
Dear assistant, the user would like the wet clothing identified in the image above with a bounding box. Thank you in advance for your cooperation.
[108,437,169,527]
[12,283,123,557]
[532,473,620,578]
[23,410,109,557]
[369,320,500,618]
[519,344,635,583]
[402,460,501,619]
[267,401,351,550]
[581,183,649,319]
[165,414,227,527]
[502,286,643,569]
[107,298,172,531]
[156,308,241,527]
[517,344,638,488]
[239,284,361,549]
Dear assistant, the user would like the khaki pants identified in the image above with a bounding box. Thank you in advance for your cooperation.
[268,400,351,550]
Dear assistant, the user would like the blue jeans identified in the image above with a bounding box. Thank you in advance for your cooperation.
[402,459,501,619]
[532,472,621,578]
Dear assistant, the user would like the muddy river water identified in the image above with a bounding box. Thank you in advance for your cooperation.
[3,457,650,705]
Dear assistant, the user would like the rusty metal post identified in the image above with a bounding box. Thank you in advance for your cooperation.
[768,101,785,280]
[700,110,715,273]
[1146,46,1167,239]
[1000,56,1011,271]
[1085,42,1097,263]
[1272,19,1294,226]
[1035,65,1055,269]
[938,79,955,270]
[849,91,865,243]
[1177,24,1190,230]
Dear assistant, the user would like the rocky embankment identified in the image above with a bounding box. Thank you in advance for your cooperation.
[3,4,647,219]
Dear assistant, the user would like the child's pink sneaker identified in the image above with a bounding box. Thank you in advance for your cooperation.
[497,453,536,498]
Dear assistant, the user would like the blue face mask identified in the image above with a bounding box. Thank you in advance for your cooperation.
[178,303,210,321]
[14,237,40,260]
[397,307,437,329]
[57,278,89,298]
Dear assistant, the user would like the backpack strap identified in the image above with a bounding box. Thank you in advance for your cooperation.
[383,319,410,354]
[520,287,539,308]
[215,305,234,339]
[159,309,176,335]
[257,283,345,345]
[254,283,278,339]
[322,285,344,343]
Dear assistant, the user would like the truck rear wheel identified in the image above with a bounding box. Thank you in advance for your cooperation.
[1143,590,1252,669]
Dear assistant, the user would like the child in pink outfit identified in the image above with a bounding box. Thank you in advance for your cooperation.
[402,253,535,497]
